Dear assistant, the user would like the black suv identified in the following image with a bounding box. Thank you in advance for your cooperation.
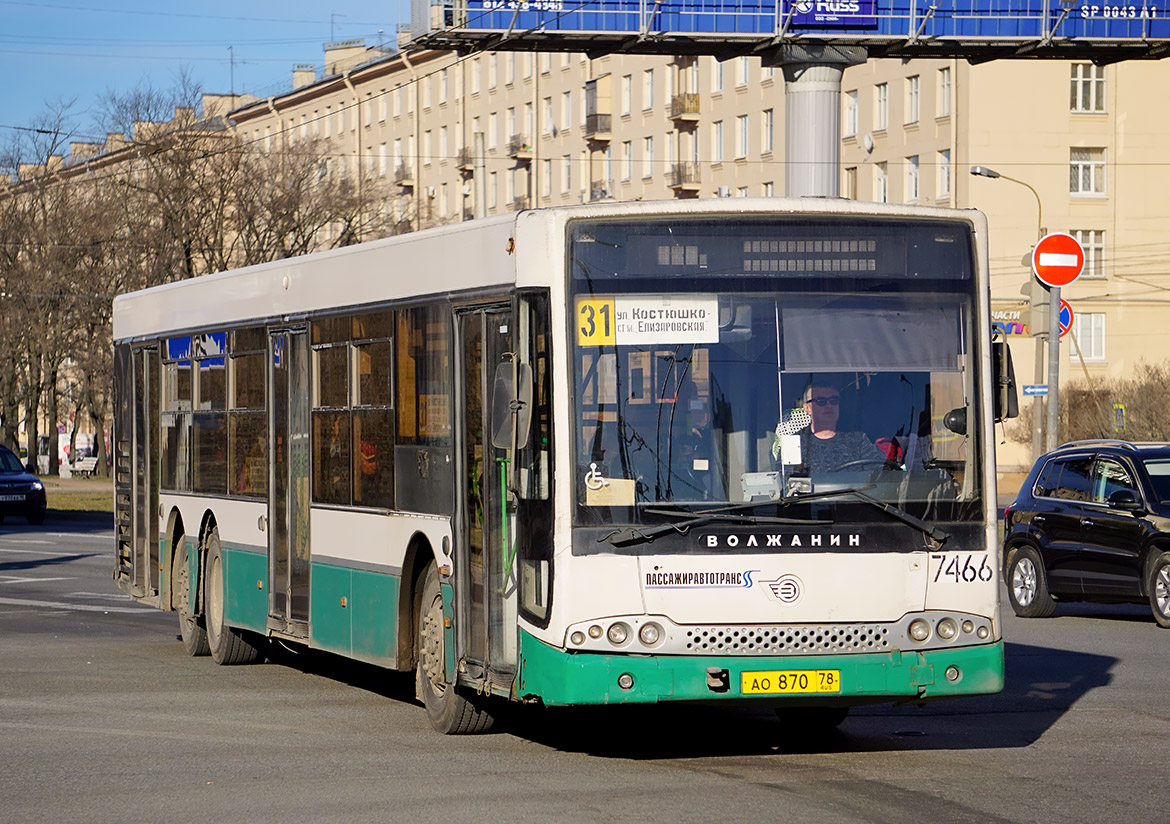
[1003,440,1170,627]
[0,444,46,525]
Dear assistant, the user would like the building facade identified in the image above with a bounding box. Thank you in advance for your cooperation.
[224,43,1170,469]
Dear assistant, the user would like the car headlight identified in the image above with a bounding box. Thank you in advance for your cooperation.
[31,481,43,491]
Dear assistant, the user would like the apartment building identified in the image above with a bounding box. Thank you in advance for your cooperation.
[231,43,1168,468]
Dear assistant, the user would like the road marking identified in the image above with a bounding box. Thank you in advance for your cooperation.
[0,539,54,545]
[0,575,75,584]
[0,596,158,614]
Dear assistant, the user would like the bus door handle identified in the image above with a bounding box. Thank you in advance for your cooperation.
[1080,518,1094,528]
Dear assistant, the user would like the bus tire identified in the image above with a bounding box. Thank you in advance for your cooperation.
[173,538,209,656]
[205,529,262,665]
[1147,552,1170,629]
[1006,546,1057,618]
[416,564,494,734]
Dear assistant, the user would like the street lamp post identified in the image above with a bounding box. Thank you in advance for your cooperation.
[970,165,1050,460]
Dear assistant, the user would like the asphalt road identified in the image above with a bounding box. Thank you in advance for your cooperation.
[1,521,1166,824]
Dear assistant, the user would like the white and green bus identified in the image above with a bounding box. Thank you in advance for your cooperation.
[113,199,1012,733]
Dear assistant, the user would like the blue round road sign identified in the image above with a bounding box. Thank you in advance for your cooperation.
[1058,298,1073,339]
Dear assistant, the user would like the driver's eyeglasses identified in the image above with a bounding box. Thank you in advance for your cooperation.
[805,396,841,407]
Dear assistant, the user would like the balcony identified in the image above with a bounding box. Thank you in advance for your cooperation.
[456,147,473,172]
[589,180,615,202]
[393,163,414,187]
[669,162,701,193]
[584,113,612,142]
[507,135,533,161]
[669,93,701,123]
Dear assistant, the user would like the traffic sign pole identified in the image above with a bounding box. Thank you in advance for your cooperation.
[1030,233,1084,453]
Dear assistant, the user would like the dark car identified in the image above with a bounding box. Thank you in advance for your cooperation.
[0,445,46,525]
[1003,439,1170,628]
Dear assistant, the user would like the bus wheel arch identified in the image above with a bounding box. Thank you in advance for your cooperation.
[397,532,437,672]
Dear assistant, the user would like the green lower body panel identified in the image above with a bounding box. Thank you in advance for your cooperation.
[223,547,267,634]
[516,630,1004,707]
[309,561,399,664]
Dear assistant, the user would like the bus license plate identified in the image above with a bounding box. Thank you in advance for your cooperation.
[0,494,24,501]
[741,670,841,695]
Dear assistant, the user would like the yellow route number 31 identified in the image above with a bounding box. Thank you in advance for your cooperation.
[576,297,616,346]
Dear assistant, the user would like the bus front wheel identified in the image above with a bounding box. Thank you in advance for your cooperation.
[415,564,494,734]
[204,529,262,665]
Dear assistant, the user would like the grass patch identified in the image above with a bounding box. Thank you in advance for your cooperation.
[42,479,114,513]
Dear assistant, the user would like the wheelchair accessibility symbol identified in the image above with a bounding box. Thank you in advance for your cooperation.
[584,463,609,491]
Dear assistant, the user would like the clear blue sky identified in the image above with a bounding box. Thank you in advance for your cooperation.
[1,0,403,144]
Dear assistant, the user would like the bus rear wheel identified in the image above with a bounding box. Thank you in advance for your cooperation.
[205,529,262,665]
[172,538,209,656]
[416,564,494,734]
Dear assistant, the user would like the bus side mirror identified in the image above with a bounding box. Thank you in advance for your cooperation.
[993,340,1018,421]
[490,361,533,450]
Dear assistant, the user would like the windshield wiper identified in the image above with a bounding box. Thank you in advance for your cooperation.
[599,499,832,547]
[807,486,950,544]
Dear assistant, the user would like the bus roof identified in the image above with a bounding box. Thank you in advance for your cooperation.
[113,198,984,342]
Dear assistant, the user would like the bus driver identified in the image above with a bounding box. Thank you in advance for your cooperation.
[776,380,886,473]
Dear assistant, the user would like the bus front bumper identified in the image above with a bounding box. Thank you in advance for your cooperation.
[515,630,1004,707]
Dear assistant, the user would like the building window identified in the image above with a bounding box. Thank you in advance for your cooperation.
[488,112,498,149]
[712,120,724,164]
[762,108,774,154]
[1070,147,1106,195]
[562,90,572,131]
[643,69,654,110]
[1071,313,1106,361]
[541,159,552,197]
[737,56,749,87]
[906,155,919,201]
[440,182,449,216]
[563,154,572,193]
[875,162,888,203]
[736,186,749,198]
[489,53,498,88]
[542,97,552,134]
[844,90,858,137]
[736,114,749,159]
[540,52,550,74]
[937,68,951,117]
[906,75,920,124]
[439,126,448,163]
[937,149,951,198]
[621,140,632,180]
[874,83,889,131]
[423,130,432,165]
[712,58,723,92]
[642,136,654,178]
[439,69,449,103]
[1071,229,1106,278]
[621,75,632,116]
[1071,63,1106,112]
[762,181,774,197]
[843,167,857,200]
[489,171,498,208]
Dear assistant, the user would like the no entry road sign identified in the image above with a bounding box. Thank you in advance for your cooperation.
[1032,233,1085,288]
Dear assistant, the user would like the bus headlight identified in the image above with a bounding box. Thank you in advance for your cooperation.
[908,619,931,642]
[588,624,603,639]
[936,618,958,640]
[607,622,629,645]
[638,622,662,646]
[570,631,585,646]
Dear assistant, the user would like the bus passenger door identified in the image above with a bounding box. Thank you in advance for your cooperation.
[456,306,518,689]
[268,328,311,637]
[126,345,160,602]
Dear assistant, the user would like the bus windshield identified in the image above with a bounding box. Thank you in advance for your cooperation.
[569,216,984,539]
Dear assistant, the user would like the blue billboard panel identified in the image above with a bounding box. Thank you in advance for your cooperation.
[412,0,1170,57]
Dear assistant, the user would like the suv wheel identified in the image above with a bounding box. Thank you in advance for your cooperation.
[1006,547,1057,618]
[1148,552,1170,629]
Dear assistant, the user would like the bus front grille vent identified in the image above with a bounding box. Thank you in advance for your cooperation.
[684,625,890,655]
